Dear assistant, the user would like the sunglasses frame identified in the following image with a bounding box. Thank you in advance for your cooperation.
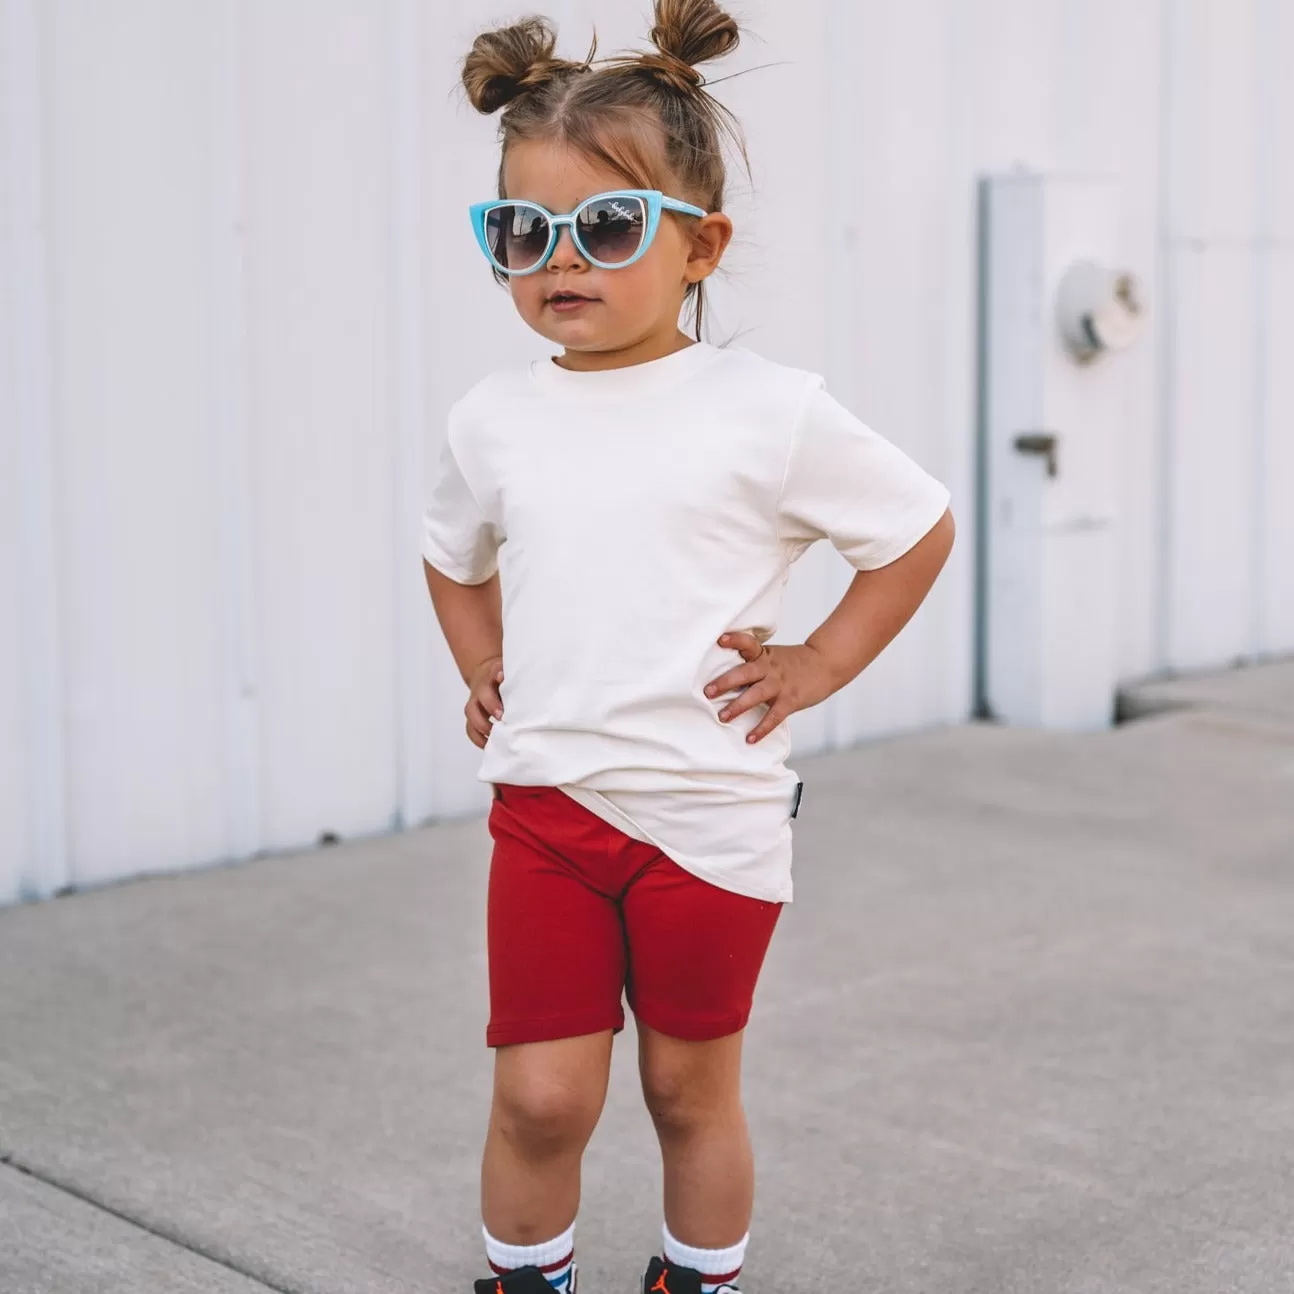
[469,189,707,276]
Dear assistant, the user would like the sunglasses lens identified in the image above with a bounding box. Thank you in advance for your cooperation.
[484,204,551,272]
[576,196,647,265]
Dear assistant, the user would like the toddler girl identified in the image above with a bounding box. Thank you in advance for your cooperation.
[422,3,955,1289]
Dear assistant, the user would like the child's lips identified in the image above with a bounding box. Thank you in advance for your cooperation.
[548,294,598,314]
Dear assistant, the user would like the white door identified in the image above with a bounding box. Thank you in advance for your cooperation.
[979,174,1145,730]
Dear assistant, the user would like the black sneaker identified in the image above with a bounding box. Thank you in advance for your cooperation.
[474,1265,577,1294]
[642,1255,739,1294]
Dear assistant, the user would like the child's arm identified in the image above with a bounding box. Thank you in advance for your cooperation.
[803,507,955,692]
[423,559,505,749]
[706,508,955,744]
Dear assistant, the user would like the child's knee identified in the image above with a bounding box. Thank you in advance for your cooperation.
[493,1070,600,1158]
[641,1054,738,1137]
[642,1068,699,1135]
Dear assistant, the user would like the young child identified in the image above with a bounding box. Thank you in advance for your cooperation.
[422,3,955,1290]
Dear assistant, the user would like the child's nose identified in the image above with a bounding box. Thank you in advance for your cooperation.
[546,225,587,270]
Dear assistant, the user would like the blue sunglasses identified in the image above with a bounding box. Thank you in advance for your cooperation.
[469,189,706,276]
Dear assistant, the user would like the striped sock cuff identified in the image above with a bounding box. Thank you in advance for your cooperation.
[662,1224,748,1289]
[484,1221,575,1287]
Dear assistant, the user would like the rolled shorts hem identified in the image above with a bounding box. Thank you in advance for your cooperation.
[630,998,752,1043]
[486,1008,626,1048]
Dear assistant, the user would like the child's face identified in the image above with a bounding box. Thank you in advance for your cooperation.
[499,138,727,358]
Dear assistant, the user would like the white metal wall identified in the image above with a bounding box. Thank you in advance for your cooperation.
[1162,0,1294,668]
[1,0,1290,905]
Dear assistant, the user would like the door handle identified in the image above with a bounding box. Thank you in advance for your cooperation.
[1013,431,1059,478]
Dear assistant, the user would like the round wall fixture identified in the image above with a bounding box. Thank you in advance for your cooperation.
[1056,260,1147,363]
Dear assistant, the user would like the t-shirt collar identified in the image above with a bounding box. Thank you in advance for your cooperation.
[529,341,721,398]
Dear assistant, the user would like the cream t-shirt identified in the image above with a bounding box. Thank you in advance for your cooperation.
[422,342,950,902]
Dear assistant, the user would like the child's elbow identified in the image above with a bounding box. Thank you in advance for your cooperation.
[932,506,956,555]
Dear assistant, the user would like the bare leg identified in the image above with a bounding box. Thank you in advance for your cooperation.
[481,1031,614,1244]
[638,1023,752,1247]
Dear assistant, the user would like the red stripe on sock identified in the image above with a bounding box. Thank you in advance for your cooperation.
[487,1250,574,1277]
[702,1266,743,1285]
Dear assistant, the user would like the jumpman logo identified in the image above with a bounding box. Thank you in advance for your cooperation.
[650,1271,671,1294]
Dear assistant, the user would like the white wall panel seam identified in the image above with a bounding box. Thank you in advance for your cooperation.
[1253,0,1272,655]
[944,0,979,723]
[821,0,857,752]
[386,0,428,828]
[1,0,69,900]
[212,0,262,859]
[1153,0,1177,675]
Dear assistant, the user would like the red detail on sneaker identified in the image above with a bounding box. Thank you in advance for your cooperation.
[651,1272,671,1294]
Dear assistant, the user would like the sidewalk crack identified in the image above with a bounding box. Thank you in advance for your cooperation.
[1,1153,303,1293]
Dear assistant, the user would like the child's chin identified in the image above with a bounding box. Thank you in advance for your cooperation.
[533,318,610,348]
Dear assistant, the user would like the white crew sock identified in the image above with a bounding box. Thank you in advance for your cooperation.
[483,1221,576,1291]
[663,1223,748,1292]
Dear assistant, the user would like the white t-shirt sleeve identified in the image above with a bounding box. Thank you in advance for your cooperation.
[776,378,951,571]
[421,432,500,585]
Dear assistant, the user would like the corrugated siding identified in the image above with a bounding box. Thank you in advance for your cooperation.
[1,0,1290,904]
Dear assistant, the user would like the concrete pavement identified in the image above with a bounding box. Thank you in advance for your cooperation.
[2,660,1292,1293]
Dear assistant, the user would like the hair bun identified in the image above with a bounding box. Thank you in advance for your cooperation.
[462,17,584,114]
[648,0,741,86]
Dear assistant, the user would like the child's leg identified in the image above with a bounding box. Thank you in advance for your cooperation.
[637,1023,751,1245]
[481,1030,613,1243]
[480,785,631,1287]
[623,854,782,1288]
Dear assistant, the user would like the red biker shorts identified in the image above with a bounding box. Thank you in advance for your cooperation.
[485,783,783,1048]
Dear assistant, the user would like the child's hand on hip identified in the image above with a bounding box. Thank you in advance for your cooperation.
[705,631,836,743]
[466,654,505,749]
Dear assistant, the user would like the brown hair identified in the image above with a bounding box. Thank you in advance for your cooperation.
[461,0,748,340]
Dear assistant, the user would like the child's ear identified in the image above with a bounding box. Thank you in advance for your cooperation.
[684,212,734,283]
